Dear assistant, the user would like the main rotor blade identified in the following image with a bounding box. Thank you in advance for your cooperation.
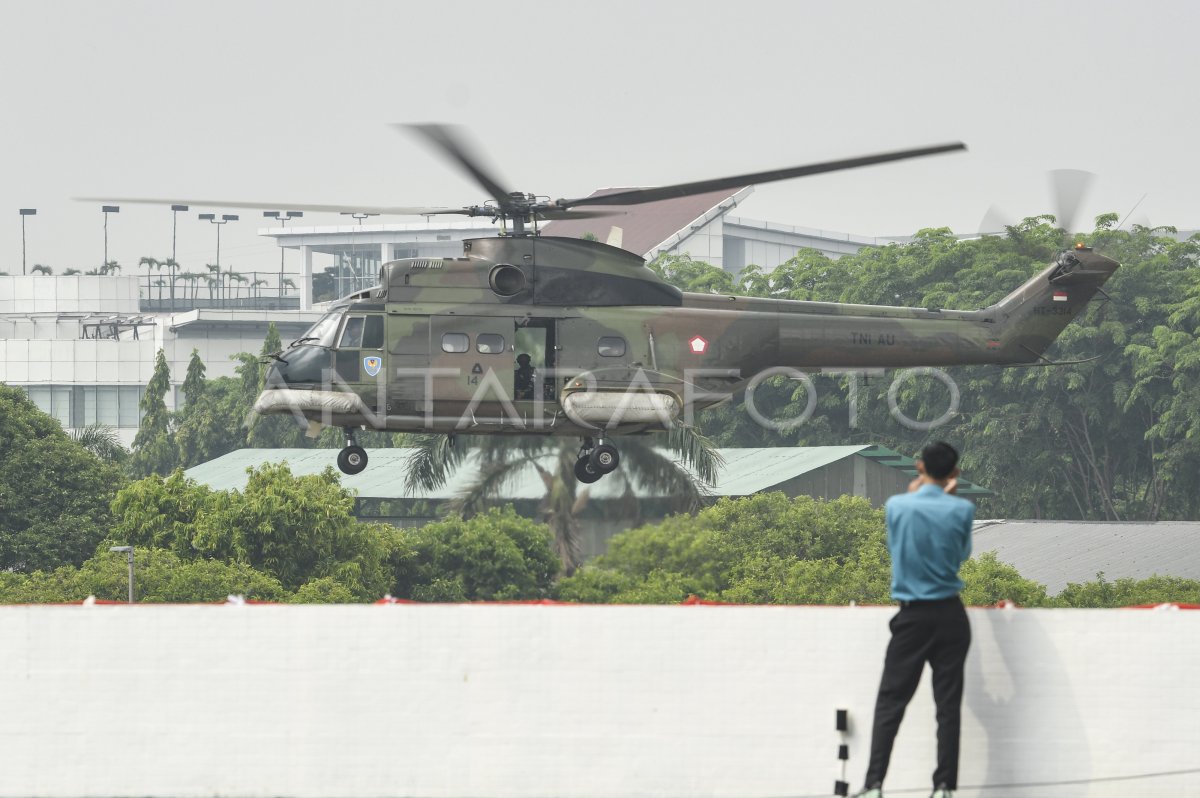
[74,197,471,216]
[558,142,967,208]
[534,208,621,221]
[1048,169,1095,233]
[401,124,514,210]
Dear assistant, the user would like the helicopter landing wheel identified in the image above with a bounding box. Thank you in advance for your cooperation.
[574,456,603,484]
[337,445,369,475]
[589,443,620,474]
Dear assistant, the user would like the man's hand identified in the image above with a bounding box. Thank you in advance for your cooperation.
[945,477,959,495]
[908,477,923,492]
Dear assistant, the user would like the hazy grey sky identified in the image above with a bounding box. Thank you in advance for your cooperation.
[2,0,1196,276]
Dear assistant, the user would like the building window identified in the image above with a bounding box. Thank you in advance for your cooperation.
[598,336,626,357]
[22,385,144,429]
[476,333,505,354]
[441,333,469,353]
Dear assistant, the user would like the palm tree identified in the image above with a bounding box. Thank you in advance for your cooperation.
[99,260,122,276]
[205,264,222,301]
[30,264,53,275]
[252,278,268,299]
[404,427,723,574]
[179,272,202,301]
[139,256,162,299]
[63,268,82,276]
[162,257,180,302]
[71,424,128,463]
[228,271,248,301]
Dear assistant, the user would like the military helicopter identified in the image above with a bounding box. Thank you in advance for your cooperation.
[95,126,1119,482]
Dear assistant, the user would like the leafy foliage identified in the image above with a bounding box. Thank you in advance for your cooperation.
[0,548,286,603]
[128,349,176,478]
[0,384,126,571]
[392,507,559,601]
[557,493,889,604]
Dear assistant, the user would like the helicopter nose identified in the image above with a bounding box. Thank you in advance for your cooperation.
[267,345,327,386]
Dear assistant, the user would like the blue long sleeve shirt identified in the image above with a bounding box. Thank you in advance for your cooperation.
[884,484,975,601]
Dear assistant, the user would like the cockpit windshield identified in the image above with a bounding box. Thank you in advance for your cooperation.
[292,312,342,347]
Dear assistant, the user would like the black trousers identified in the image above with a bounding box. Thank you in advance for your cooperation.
[864,596,971,790]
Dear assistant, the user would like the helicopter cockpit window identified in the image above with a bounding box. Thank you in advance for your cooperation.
[441,332,470,353]
[297,312,341,347]
[340,317,365,348]
[476,333,505,354]
[598,336,626,357]
[362,316,384,350]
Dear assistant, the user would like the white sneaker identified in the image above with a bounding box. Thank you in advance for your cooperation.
[930,787,953,798]
[852,788,882,798]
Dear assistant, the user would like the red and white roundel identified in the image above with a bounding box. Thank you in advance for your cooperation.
[688,335,708,354]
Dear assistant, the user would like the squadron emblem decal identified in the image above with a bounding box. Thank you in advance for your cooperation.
[363,356,382,377]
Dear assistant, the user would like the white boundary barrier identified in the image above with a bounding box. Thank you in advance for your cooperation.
[0,604,1197,798]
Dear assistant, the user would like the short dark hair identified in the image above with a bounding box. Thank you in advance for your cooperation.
[920,441,959,480]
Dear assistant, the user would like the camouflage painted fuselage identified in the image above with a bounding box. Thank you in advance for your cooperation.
[256,236,1119,436]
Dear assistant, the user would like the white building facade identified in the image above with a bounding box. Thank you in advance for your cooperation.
[0,275,320,445]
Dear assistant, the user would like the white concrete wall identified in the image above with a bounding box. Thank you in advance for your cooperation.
[0,337,156,385]
[0,604,1196,798]
[0,275,140,314]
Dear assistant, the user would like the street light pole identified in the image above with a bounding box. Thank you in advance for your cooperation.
[19,209,36,276]
[109,545,134,603]
[101,205,119,271]
[339,211,378,296]
[199,213,238,304]
[170,204,188,306]
[264,210,303,298]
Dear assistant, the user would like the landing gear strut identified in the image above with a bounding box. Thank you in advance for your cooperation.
[337,427,368,475]
[574,437,620,484]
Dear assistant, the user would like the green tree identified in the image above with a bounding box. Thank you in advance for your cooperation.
[0,385,126,571]
[129,348,176,477]
[557,493,888,604]
[392,507,558,601]
[1050,573,1200,608]
[111,464,399,599]
[959,552,1049,606]
[109,470,215,555]
[648,252,736,294]
[0,548,286,603]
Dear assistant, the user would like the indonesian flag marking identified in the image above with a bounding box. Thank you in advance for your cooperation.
[1052,290,1069,302]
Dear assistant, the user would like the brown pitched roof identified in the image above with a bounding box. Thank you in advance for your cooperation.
[541,186,747,258]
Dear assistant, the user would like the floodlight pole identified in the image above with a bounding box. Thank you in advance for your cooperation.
[109,545,134,603]
[264,210,303,298]
[199,213,238,303]
[101,206,119,271]
[340,212,378,296]
[170,205,189,305]
[19,209,36,275]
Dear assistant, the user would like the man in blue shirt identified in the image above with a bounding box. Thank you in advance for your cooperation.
[854,442,975,798]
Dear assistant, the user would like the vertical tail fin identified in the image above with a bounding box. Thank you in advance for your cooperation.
[988,247,1119,363]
